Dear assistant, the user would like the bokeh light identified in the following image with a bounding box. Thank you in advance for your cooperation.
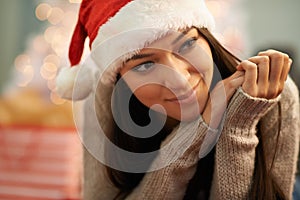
[69,0,82,4]
[47,7,64,25]
[40,63,58,80]
[35,3,52,21]
[44,26,58,43]
[33,35,48,54]
[14,54,31,71]
[62,11,77,28]
[44,54,61,67]
[16,65,35,87]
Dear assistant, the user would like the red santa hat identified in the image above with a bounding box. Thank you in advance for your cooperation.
[56,0,215,100]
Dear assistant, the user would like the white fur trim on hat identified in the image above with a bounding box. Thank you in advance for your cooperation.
[92,0,215,50]
[56,66,80,100]
[56,56,99,100]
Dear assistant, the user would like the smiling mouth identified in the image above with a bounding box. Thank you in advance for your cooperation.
[166,79,201,104]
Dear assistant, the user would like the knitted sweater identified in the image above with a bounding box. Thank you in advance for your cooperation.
[83,77,300,200]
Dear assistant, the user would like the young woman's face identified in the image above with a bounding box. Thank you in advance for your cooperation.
[119,28,214,122]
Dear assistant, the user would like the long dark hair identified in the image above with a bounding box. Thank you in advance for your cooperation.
[102,28,285,199]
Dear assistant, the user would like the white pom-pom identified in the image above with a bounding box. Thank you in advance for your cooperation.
[55,65,93,100]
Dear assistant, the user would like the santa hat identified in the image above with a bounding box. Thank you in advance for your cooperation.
[56,0,215,100]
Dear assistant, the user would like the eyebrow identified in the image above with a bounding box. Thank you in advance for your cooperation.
[125,53,154,63]
[171,28,194,45]
[125,28,194,63]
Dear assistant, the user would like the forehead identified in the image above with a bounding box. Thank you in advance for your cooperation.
[145,28,198,49]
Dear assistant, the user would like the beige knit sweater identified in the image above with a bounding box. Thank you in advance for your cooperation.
[83,77,300,200]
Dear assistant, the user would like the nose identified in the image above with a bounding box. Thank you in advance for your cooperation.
[160,53,191,91]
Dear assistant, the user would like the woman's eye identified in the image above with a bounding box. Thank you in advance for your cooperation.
[178,37,198,54]
[132,61,155,73]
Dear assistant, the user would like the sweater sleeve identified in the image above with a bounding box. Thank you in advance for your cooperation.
[126,117,218,200]
[210,87,280,200]
[259,77,300,199]
[83,116,217,200]
[83,147,120,200]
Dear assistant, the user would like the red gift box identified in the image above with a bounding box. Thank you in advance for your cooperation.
[0,125,82,200]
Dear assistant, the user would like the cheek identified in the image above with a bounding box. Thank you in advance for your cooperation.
[133,85,162,107]
[184,48,213,79]
[189,60,213,90]
[193,55,213,74]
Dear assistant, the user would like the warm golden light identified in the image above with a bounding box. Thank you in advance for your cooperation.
[206,1,222,18]
[50,92,66,105]
[51,30,68,56]
[33,35,48,53]
[47,79,56,91]
[16,65,35,87]
[44,26,58,43]
[69,0,82,4]
[35,3,52,21]
[40,63,58,80]
[62,11,77,28]
[47,7,64,25]
[44,54,61,67]
[14,54,31,71]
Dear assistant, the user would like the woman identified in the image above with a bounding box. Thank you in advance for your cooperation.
[56,0,300,199]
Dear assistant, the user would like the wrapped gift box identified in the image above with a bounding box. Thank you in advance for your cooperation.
[0,89,82,200]
[0,125,82,200]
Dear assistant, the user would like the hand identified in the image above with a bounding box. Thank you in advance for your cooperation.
[202,70,245,128]
[236,49,292,99]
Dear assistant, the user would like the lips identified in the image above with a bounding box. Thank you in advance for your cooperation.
[166,79,201,104]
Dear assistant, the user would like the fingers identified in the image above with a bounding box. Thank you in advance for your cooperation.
[223,70,245,101]
[258,49,291,98]
[236,49,292,99]
[202,70,244,128]
[258,50,283,85]
[226,75,244,101]
[237,60,258,97]
[248,56,269,97]
[278,57,292,95]
[281,58,292,82]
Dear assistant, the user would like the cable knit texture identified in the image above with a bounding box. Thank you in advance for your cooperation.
[83,77,299,199]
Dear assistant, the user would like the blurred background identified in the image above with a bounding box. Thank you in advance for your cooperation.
[0,0,299,199]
